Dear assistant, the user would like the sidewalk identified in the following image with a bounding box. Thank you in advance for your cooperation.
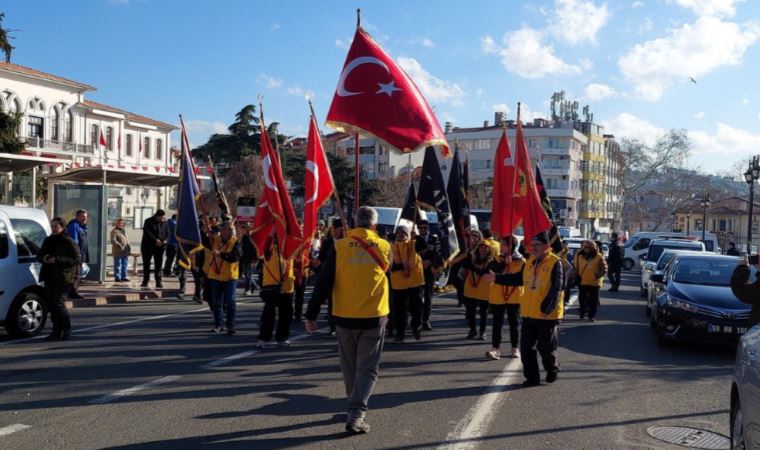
[67,277,185,309]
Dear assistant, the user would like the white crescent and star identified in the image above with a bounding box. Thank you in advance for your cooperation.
[262,155,278,192]
[304,160,319,204]
[337,56,402,98]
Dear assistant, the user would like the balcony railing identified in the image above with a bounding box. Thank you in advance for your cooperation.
[23,137,95,154]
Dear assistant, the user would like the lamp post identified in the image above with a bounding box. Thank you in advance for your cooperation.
[671,212,676,232]
[700,194,711,242]
[686,211,691,235]
[744,155,760,253]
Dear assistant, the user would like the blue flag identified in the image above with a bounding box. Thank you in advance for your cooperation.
[176,118,203,269]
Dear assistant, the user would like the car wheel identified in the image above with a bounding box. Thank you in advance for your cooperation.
[623,258,635,271]
[731,395,746,450]
[5,291,47,338]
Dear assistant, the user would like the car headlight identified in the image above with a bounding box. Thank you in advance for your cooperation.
[665,296,699,313]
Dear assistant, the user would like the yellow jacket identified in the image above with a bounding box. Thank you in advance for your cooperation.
[390,239,424,290]
[495,252,564,320]
[463,257,496,301]
[205,236,240,282]
[263,246,295,294]
[573,252,607,288]
[333,228,391,319]
[489,258,525,305]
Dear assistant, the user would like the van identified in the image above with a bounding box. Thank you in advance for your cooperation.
[373,207,429,241]
[470,209,491,231]
[426,213,479,243]
[622,231,720,270]
[0,205,51,337]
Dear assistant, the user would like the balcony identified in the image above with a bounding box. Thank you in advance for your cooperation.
[541,163,571,176]
[23,137,95,155]
[540,146,572,156]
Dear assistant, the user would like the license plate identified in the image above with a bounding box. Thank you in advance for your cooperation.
[707,324,721,333]
[737,327,747,334]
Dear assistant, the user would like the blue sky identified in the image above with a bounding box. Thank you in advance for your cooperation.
[4,0,760,173]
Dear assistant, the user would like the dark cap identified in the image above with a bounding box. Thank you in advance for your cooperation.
[531,231,550,244]
[418,219,429,226]
[332,218,344,229]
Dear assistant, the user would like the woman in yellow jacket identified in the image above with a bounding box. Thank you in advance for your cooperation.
[573,240,608,322]
[461,240,499,340]
[205,221,241,335]
[256,233,296,347]
[486,235,525,360]
[389,225,426,343]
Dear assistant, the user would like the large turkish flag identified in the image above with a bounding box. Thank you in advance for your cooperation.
[326,27,449,155]
[302,114,335,245]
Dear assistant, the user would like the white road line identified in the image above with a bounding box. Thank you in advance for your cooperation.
[198,330,325,369]
[439,357,522,450]
[89,375,182,405]
[0,424,31,436]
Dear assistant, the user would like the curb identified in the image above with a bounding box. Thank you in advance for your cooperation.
[65,289,181,309]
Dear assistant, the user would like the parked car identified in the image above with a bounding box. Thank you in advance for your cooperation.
[730,323,760,448]
[0,205,51,337]
[649,254,751,344]
[640,237,705,268]
[641,244,704,298]
[623,231,720,270]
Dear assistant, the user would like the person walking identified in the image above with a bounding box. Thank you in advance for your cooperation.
[574,240,608,322]
[110,218,130,282]
[606,232,623,292]
[417,220,441,331]
[305,206,391,435]
[486,235,524,360]
[140,209,168,288]
[460,231,495,340]
[486,231,565,386]
[65,209,89,299]
[257,231,295,347]
[163,214,178,277]
[38,217,81,341]
[730,255,760,326]
[313,218,345,336]
[293,248,310,321]
[389,225,426,343]
[726,242,741,256]
[206,221,241,335]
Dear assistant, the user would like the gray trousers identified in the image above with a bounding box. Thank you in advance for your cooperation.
[336,325,385,422]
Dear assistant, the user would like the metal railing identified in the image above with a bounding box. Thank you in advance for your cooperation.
[23,137,95,154]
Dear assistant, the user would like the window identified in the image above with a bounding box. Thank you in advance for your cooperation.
[378,162,388,175]
[106,126,113,151]
[27,116,43,139]
[144,137,151,159]
[126,134,133,156]
[156,139,163,160]
[10,219,46,258]
[473,139,491,150]
[91,124,99,146]
[51,109,59,141]
[471,159,491,170]
[360,145,374,155]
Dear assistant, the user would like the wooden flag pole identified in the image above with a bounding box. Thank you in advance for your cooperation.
[354,132,360,220]
[511,103,521,238]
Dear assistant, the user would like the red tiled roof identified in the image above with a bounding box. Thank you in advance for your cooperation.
[81,100,177,130]
[0,61,95,91]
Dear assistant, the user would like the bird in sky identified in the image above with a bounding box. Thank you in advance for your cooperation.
[689,77,697,84]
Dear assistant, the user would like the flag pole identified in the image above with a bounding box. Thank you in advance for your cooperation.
[356,8,361,28]
[511,104,520,238]
[179,114,212,244]
[354,132,360,220]
[308,100,350,231]
[258,100,284,278]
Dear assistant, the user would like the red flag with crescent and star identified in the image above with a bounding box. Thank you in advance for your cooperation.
[250,123,303,259]
[326,27,449,156]
[303,113,335,247]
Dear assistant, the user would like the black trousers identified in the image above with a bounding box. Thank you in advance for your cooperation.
[45,282,71,336]
[392,287,423,337]
[464,297,489,334]
[521,318,559,383]
[163,245,177,275]
[191,270,204,299]
[259,291,294,342]
[422,276,434,324]
[294,278,307,320]
[578,285,600,318]
[141,248,164,285]
[608,267,621,288]
[491,303,520,349]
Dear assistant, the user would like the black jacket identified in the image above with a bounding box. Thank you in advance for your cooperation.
[607,241,623,269]
[730,265,760,326]
[141,216,168,252]
[240,234,257,263]
[419,233,442,280]
[37,233,82,285]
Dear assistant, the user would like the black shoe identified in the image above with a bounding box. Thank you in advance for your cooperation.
[413,328,421,341]
[68,292,84,300]
[423,322,433,331]
[140,283,149,288]
[59,331,71,341]
[579,313,585,319]
[345,420,371,434]
[227,329,236,336]
[476,332,487,341]
[466,330,477,339]
[546,372,558,383]
[522,379,541,387]
[122,278,130,282]
[588,317,595,322]
[177,291,185,299]
[44,333,61,342]
[156,283,163,288]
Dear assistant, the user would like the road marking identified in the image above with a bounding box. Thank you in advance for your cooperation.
[0,424,31,436]
[439,357,522,450]
[89,375,182,405]
[198,330,325,369]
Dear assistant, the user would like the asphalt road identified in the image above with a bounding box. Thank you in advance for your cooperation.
[0,271,737,449]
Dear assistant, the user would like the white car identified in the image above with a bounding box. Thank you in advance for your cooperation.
[641,239,705,299]
[0,205,51,337]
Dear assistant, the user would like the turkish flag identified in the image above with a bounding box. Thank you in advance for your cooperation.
[513,120,552,242]
[99,129,107,149]
[258,124,303,259]
[303,114,335,246]
[491,129,516,238]
[250,197,274,256]
[326,28,449,156]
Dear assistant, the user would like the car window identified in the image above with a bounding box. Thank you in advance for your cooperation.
[10,219,46,258]
[632,238,650,250]
[648,243,702,263]
[700,240,714,252]
[656,252,678,270]
[0,220,8,259]
[624,237,638,248]
[672,259,750,286]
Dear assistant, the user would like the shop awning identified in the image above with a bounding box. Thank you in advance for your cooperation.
[0,152,68,173]
[44,166,184,187]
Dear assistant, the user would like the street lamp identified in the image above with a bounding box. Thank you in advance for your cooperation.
[686,211,691,235]
[670,212,676,232]
[700,194,711,242]
[744,155,760,253]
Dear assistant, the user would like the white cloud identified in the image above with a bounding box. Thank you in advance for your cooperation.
[257,74,283,89]
[741,94,750,105]
[397,57,465,106]
[286,86,315,100]
[694,111,707,118]
[638,17,654,33]
[548,0,610,46]
[585,83,617,100]
[690,123,760,156]
[491,103,512,115]
[270,23,281,31]
[482,27,581,78]
[601,113,666,144]
[335,37,351,49]
[618,16,759,101]
[578,57,594,71]
[474,88,486,98]
[516,103,543,123]
[420,37,435,47]
[671,0,742,18]
[184,120,228,135]
[631,1,644,7]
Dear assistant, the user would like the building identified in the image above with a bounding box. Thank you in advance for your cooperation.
[675,196,760,252]
[333,134,425,180]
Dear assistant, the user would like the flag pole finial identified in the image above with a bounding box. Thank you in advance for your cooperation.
[356,8,361,28]
[258,96,265,125]
[517,102,522,123]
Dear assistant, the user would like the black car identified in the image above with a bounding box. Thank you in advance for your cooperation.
[649,254,752,345]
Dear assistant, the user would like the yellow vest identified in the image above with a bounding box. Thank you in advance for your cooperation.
[390,239,424,290]
[263,247,295,294]
[463,259,494,301]
[333,228,391,319]
[520,253,564,320]
[205,236,239,282]
[574,253,605,287]
[489,259,525,305]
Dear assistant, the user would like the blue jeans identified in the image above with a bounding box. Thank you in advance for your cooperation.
[114,256,128,281]
[210,279,237,330]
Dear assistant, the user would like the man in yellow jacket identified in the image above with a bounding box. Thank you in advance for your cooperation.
[389,224,426,343]
[486,231,564,386]
[305,206,391,435]
[573,240,607,322]
[205,221,241,335]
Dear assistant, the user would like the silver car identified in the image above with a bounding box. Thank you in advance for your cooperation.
[0,205,50,337]
[731,323,760,448]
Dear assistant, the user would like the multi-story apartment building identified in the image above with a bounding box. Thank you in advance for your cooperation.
[333,134,425,180]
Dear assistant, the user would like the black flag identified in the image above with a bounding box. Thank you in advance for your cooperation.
[535,164,563,254]
[400,183,418,225]
[447,148,470,251]
[417,147,460,261]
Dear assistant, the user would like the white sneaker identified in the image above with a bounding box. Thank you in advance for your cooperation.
[277,340,291,347]
[255,340,268,349]
[511,347,521,358]
[485,349,501,360]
